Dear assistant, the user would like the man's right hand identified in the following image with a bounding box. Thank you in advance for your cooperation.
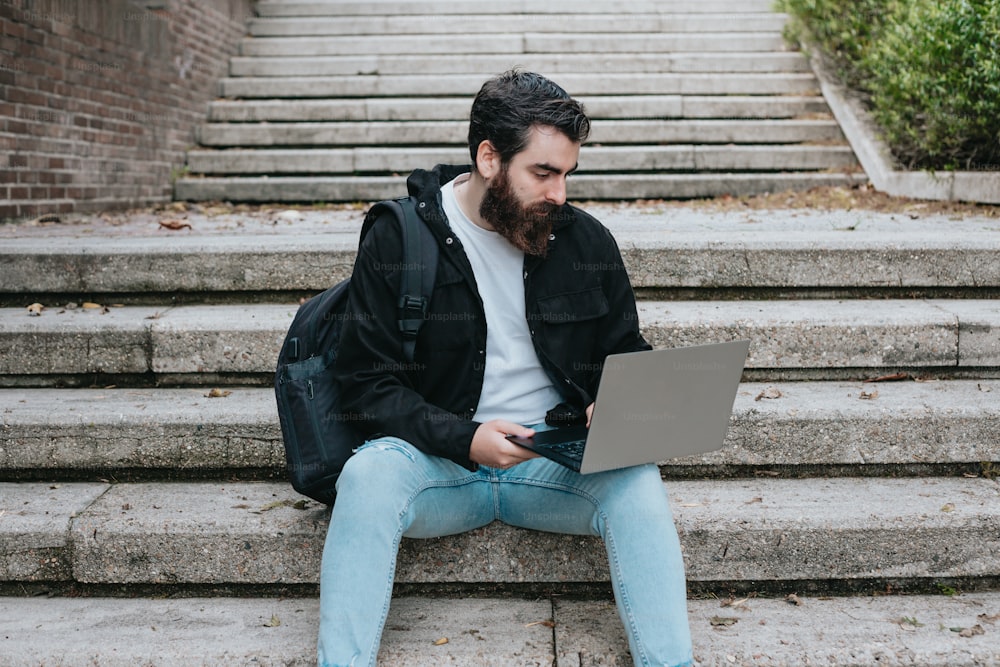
[470,420,539,469]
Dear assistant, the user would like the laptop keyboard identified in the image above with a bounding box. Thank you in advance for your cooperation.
[547,438,586,462]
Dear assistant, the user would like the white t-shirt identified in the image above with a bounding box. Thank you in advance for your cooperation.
[440,176,562,425]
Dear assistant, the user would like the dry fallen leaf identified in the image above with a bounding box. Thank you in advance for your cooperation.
[159,219,193,231]
[978,613,1000,624]
[720,597,751,610]
[745,497,763,505]
[785,594,803,606]
[263,614,281,628]
[432,637,449,646]
[859,390,879,400]
[941,503,956,513]
[525,620,556,628]
[866,372,910,382]
[257,500,291,513]
[26,303,44,316]
[755,387,782,401]
[956,625,985,638]
[205,388,232,398]
[710,616,739,627]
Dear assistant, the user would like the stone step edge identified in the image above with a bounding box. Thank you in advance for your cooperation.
[245,15,789,38]
[173,173,868,203]
[253,0,780,16]
[227,53,814,77]
[2,380,998,474]
[235,34,788,57]
[219,73,818,97]
[205,95,828,120]
[1,300,997,376]
[3,594,998,667]
[8,207,997,293]
[3,477,999,586]
[184,146,856,176]
[193,120,844,148]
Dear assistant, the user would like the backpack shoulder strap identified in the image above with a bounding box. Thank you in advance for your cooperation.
[363,197,439,362]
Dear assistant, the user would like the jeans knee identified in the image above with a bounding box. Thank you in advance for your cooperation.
[603,465,673,519]
[336,438,418,496]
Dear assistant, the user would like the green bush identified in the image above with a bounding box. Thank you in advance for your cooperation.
[779,0,1000,171]
[777,0,903,87]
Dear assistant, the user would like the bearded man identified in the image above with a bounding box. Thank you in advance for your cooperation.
[318,69,694,667]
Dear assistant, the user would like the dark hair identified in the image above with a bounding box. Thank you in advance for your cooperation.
[467,69,591,168]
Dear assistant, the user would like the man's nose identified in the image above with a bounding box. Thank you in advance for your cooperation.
[545,177,567,205]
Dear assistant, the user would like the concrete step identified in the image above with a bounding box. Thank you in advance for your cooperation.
[5,207,996,299]
[219,72,817,97]
[0,299,1000,382]
[194,119,841,148]
[185,145,856,175]
[238,33,788,58]
[228,52,813,77]
[206,95,828,122]
[2,380,997,477]
[246,13,789,37]
[1,300,998,381]
[3,594,999,666]
[190,0,852,204]
[175,171,868,202]
[254,0,779,17]
[567,172,868,199]
[3,477,998,586]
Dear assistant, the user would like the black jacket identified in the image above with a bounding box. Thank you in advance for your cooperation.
[335,165,651,470]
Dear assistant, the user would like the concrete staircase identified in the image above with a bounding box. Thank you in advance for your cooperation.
[1,202,999,665]
[173,0,867,203]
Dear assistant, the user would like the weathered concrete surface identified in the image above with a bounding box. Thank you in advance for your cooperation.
[639,300,960,368]
[2,594,998,666]
[226,53,813,78]
[0,387,283,472]
[5,300,999,377]
[184,144,856,175]
[147,305,292,375]
[0,306,159,375]
[2,380,998,473]
[4,208,999,295]
[247,13,788,37]
[0,483,108,581]
[558,594,1000,667]
[68,482,329,585]
[48,477,1000,586]
[929,299,1000,367]
[254,0,779,16]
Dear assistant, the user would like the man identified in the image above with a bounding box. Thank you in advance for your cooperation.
[319,69,693,667]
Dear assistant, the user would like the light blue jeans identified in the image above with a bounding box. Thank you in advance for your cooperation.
[317,427,693,667]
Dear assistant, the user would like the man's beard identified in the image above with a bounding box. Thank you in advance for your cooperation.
[478,166,557,257]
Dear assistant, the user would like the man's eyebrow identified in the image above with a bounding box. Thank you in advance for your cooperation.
[536,162,579,175]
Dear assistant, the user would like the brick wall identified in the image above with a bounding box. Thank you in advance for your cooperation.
[0,0,253,221]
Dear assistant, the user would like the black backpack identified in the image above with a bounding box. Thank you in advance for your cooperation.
[274,197,438,504]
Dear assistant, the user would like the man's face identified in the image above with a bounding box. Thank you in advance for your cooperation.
[479,125,580,256]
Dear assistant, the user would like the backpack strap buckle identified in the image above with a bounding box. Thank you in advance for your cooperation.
[398,295,428,339]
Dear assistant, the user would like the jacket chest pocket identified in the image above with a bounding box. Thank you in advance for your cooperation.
[535,286,609,325]
[420,261,477,351]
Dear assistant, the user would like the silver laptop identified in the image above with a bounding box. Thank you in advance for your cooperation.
[507,340,750,474]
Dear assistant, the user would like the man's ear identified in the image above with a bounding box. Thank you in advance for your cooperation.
[475,140,502,179]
